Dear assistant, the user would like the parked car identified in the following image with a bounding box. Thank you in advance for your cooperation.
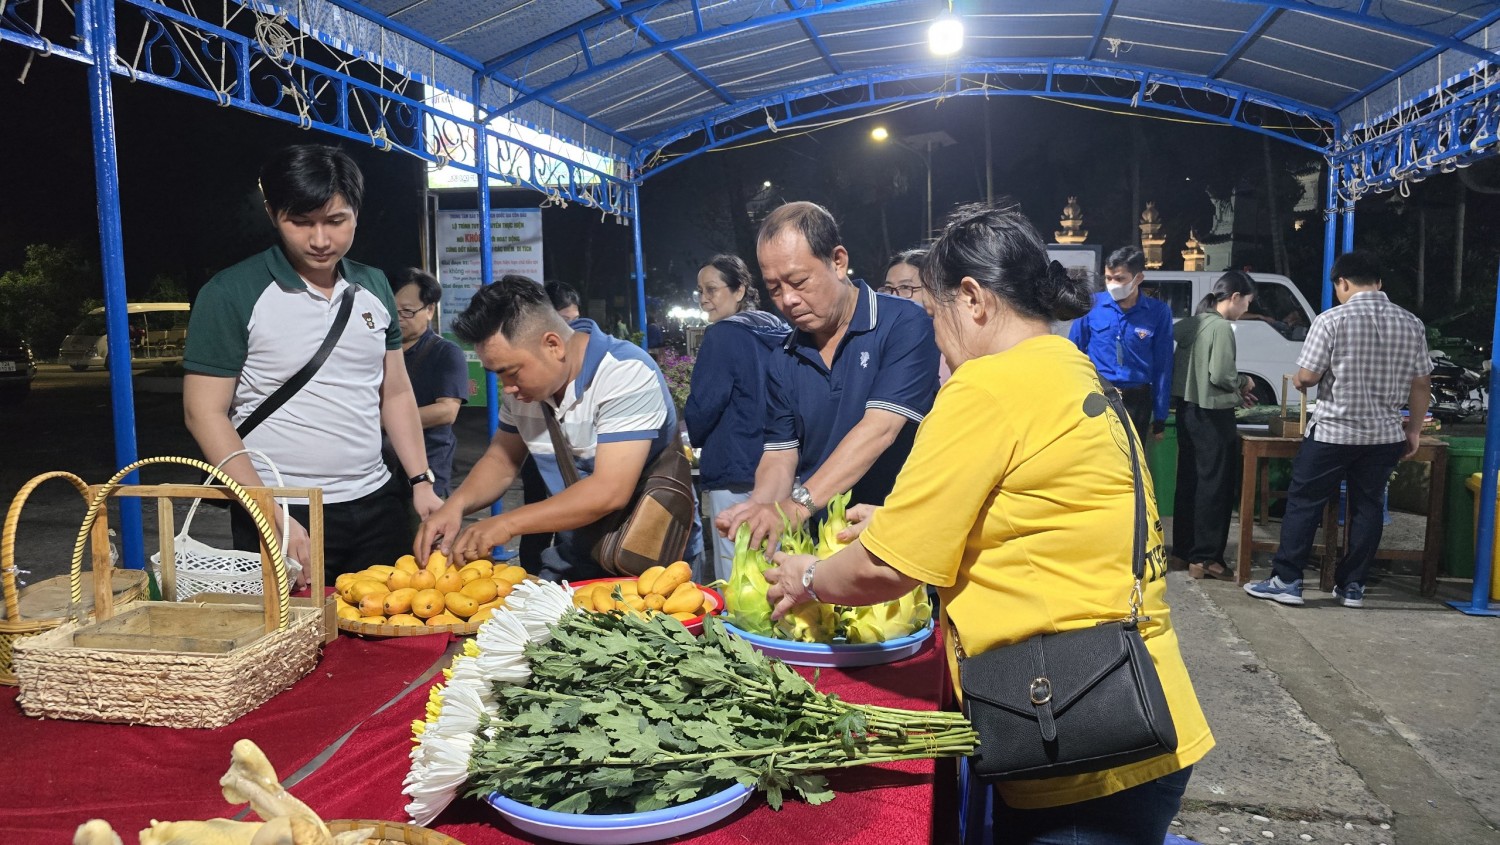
[1055,271,1320,407]
[0,331,38,405]
[58,302,191,371]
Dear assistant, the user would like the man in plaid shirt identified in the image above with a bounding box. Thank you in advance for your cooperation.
[1246,251,1432,608]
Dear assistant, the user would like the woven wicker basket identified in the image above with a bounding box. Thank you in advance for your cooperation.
[1,471,148,685]
[326,819,466,845]
[337,615,482,637]
[13,457,324,728]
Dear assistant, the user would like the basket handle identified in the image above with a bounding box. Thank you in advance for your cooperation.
[3,471,91,622]
[180,449,292,567]
[69,457,292,631]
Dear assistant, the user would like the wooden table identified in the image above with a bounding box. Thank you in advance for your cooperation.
[1236,434,1448,595]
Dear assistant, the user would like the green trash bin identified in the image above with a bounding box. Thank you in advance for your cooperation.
[1441,436,1485,579]
[1147,415,1176,517]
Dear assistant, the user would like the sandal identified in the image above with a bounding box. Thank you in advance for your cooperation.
[1200,562,1233,581]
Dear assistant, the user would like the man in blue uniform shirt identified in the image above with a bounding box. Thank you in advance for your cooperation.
[1069,245,1175,441]
[717,201,939,548]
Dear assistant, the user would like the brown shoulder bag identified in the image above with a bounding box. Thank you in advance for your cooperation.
[543,408,697,576]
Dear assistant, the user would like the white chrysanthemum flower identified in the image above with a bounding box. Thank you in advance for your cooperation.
[507,578,575,642]
[472,611,534,685]
[433,675,495,737]
[403,731,475,826]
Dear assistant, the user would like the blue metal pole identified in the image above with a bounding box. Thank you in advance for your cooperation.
[82,0,144,571]
[472,77,507,527]
[1341,205,1355,254]
[1448,260,1500,616]
[1320,163,1337,312]
[631,182,648,351]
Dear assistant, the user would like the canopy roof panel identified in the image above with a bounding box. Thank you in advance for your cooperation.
[275,0,1497,176]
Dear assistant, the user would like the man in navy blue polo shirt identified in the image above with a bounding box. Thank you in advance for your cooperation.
[1068,245,1175,441]
[717,201,939,548]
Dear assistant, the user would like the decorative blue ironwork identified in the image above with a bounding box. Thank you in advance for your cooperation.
[1333,77,1500,199]
[631,61,1337,176]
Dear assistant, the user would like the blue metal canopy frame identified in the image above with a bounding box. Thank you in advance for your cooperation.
[4,0,1500,613]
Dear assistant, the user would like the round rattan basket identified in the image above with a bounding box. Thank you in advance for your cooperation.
[326,819,465,845]
[1,471,148,685]
[336,615,482,637]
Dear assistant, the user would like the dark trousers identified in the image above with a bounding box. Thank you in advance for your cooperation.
[231,471,415,578]
[1271,437,1404,588]
[1173,402,1239,565]
[991,766,1191,845]
[1118,385,1153,443]
[518,455,555,569]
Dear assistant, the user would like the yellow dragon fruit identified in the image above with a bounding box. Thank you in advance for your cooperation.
[775,599,837,643]
[725,523,775,635]
[815,491,854,559]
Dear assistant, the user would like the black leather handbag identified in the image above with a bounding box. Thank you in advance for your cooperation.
[959,383,1178,782]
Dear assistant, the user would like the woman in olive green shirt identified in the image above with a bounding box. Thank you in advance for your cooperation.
[1171,271,1256,579]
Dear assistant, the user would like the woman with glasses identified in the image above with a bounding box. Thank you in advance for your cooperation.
[684,254,790,580]
[883,248,952,384]
[393,268,469,497]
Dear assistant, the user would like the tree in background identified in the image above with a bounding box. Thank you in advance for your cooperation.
[0,242,101,357]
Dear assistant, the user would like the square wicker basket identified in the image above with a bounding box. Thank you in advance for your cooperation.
[12,457,328,729]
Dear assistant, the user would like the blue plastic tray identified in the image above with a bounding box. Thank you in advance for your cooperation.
[487,783,753,845]
[720,619,934,667]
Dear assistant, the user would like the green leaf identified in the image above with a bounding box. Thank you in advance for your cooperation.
[790,774,836,806]
[547,791,594,815]
[567,726,615,763]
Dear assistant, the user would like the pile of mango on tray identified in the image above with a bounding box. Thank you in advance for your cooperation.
[571,561,715,622]
[334,552,530,628]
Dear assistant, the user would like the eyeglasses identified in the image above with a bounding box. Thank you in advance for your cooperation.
[880,284,922,299]
[397,307,426,320]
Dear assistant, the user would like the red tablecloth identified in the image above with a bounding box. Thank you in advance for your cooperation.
[295,631,950,844]
[4,630,949,844]
[0,634,451,842]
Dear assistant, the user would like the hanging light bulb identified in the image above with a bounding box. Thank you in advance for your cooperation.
[929,10,964,56]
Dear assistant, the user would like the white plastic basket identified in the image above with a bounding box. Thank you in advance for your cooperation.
[150,450,303,600]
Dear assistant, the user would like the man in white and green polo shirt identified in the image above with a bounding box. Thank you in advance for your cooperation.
[415,274,700,582]
[183,145,442,577]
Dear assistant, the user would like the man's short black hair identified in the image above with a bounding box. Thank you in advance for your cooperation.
[1331,250,1382,286]
[260,144,364,217]
[757,201,842,263]
[544,280,580,311]
[451,275,561,346]
[1105,245,1146,275]
[393,268,443,306]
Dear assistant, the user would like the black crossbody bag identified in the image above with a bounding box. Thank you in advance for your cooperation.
[959,382,1178,781]
[200,286,358,503]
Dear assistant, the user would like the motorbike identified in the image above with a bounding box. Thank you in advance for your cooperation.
[1428,348,1488,423]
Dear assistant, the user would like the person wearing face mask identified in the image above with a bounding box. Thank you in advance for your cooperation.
[684,255,790,580]
[1068,246,1175,442]
[1170,271,1258,580]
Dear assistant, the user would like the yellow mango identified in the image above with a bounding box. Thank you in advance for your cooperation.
[434,569,465,595]
[461,559,494,577]
[461,579,499,604]
[336,605,362,621]
[393,554,420,574]
[651,561,693,598]
[425,550,449,575]
[383,587,418,616]
[411,588,445,619]
[670,611,698,622]
[426,612,463,627]
[636,565,667,596]
[360,614,388,625]
[357,593,388,617]
[591,588,618,613]
[644,593,665,611]
[387,613,425,626]
[495,565,529,585]
[444,592,479,619]
[386,570,413,591]
[410,570,437,592]
[662,581,703,615]
[349,580,390,604]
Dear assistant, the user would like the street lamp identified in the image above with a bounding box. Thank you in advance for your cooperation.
[870,127,956,238]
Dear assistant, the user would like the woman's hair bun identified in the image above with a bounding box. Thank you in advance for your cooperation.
[1037,260,1094,322]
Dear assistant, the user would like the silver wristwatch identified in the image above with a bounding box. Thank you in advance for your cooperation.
[790,484,815,514]
[801,558,821,603]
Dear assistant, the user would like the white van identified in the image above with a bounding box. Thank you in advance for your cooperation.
[1056,272,1318,407]
[59,302,191,371]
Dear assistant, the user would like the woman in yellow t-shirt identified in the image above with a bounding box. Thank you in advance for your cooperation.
[765,203,1213,845]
